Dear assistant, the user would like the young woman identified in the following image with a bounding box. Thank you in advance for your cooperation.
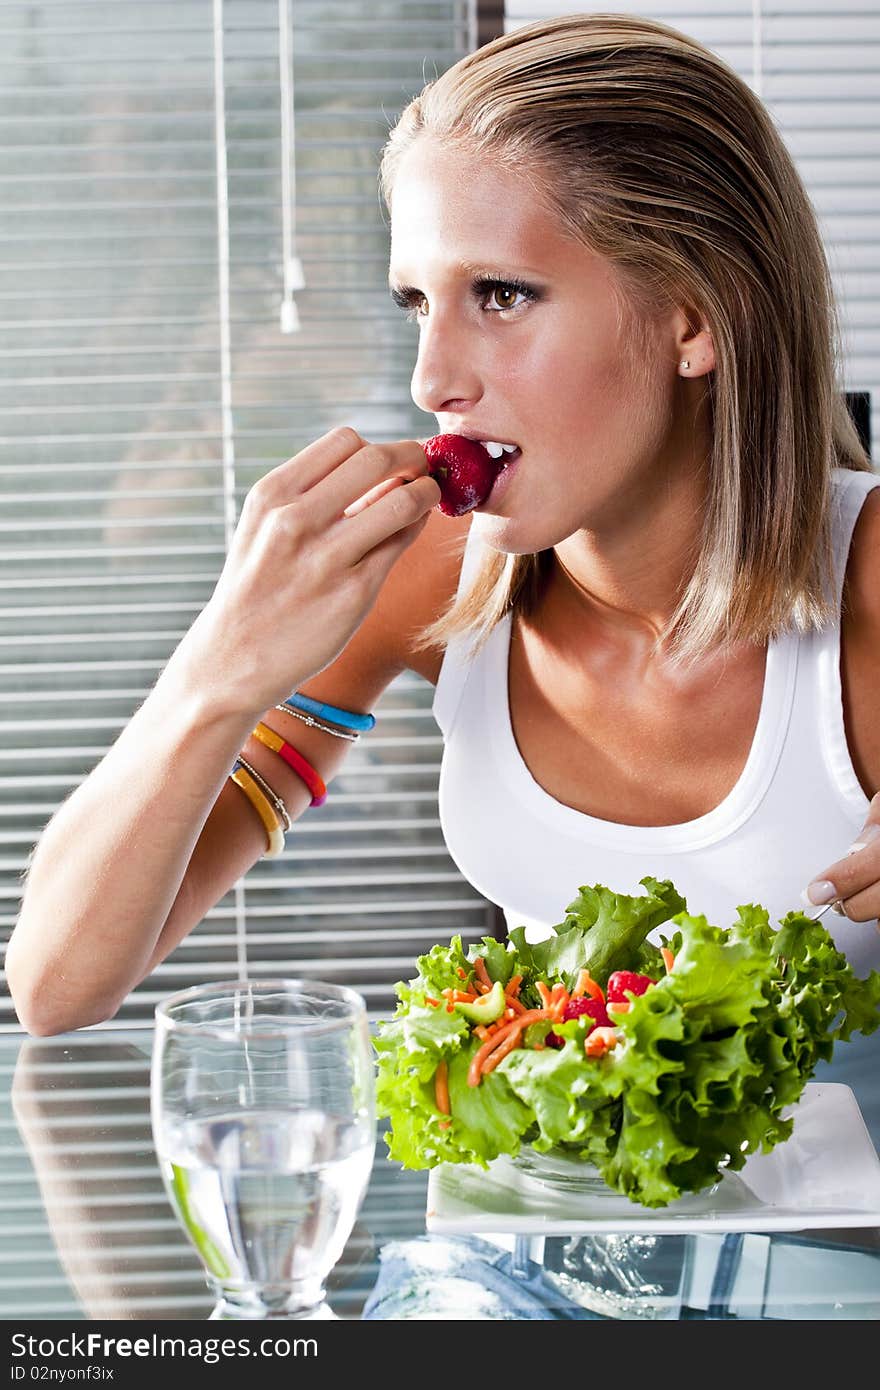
[7,15,879,1042]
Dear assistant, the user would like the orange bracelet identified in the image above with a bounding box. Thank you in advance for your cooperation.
[250,721,328,807]
[229,761,286,858]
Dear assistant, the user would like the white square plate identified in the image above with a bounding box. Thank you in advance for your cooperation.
[426,1084,880,1235]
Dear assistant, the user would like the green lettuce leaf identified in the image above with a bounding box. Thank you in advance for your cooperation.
[509,877,686,994]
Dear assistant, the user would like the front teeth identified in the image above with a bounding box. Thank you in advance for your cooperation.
[482,440,518,459]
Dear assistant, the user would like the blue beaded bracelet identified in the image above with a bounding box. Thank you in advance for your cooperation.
[284,691,376,733]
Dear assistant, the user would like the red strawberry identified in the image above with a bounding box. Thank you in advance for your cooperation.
[423,434,503,516]
[547,996,610,1047]
[606,971,656,1003]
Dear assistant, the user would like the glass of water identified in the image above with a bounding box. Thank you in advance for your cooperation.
[151,979,375,1320]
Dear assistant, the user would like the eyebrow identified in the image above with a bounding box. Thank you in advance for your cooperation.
[387,259,543,294]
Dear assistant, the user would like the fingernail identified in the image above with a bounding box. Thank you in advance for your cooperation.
[848,823,880,854]
[805,879,837,906]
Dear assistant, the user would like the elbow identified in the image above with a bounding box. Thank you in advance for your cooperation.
[6,950,122,1038]
[10,992,122,1038]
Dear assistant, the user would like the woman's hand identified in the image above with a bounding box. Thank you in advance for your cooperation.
[174,427,440,716]
[805,793,880,922]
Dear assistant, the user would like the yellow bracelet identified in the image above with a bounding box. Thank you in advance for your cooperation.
[236,754,292,832]
[229,760,286,858]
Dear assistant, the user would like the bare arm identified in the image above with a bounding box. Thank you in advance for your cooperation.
[6,429,442,1035]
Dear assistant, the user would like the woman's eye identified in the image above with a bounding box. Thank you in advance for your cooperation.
[485,284,526,312]
[477,278,539,314]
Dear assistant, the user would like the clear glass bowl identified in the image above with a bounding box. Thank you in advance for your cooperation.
[511,1145,611,1195]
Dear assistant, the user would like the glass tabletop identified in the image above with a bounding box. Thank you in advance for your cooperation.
[1,1030,878,1322]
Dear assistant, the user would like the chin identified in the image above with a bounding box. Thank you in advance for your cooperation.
[471,510,574,556]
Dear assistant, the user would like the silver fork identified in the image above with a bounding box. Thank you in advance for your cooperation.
[809,899,840,921]
[806,836,872,920]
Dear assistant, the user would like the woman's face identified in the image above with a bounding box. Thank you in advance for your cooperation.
[388,136,697,555]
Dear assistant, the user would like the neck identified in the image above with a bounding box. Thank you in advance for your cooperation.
[551,465,706,655]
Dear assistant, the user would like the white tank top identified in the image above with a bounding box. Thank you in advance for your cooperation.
[434,467,880,976]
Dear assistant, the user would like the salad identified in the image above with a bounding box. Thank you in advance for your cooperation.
[375,877,880,1208]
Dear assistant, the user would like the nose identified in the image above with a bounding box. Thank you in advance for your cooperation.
[409,312,483,416]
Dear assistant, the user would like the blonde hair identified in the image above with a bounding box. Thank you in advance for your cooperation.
[380,14,870,664]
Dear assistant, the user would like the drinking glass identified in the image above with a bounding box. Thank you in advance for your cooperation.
[151,979,375,1320]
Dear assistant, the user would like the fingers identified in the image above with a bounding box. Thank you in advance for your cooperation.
[805,800,880,922]
[341,473,441,566]
[309,438,430,526]
[343,474,409,519]
[259,426,368,498]
[243,429,430,528]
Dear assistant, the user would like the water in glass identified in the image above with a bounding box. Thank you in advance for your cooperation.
[151,980,375,1319]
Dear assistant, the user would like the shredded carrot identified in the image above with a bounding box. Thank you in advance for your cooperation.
[505,996,527,1016]
[457,967,468,980]
[450,989,478,1003]
[438,1120,451,1129]
[425,997,441,1008]
[572,969,605,1004]
[434,1060,450,1115]
[474,1025,490,1041]
[549,984,571,1022]
[506,975,523,998]
[445,1003,454,1013]
[661,947,675,974]
[584,1026,619,1058]
[467,1008,550,1087]
[536,981,554,1008]
[607,1000,631,1015]
[474,957,493,991]
[482,1026,529,1075]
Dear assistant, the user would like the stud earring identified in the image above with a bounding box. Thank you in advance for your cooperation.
[681,359,690,371]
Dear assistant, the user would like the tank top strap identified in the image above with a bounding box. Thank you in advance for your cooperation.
[826,467,880,603]
[432,521,485,738]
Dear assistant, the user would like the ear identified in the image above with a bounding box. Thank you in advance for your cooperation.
[672,306,715,378]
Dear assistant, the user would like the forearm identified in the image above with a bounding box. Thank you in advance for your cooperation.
[6,648,261,1035]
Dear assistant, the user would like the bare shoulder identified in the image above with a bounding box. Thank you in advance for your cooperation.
[844,481,880,628]
[841,480,880,797]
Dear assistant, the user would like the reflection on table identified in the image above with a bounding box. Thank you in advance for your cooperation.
[1,1032,878,1321]
[2,1032,426,1320]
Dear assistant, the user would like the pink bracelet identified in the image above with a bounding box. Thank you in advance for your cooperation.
[250,722,328,807]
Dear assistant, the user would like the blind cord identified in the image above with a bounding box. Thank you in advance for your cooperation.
[752,0,763,99]
[279,0,305,333]
[212,0,248,976]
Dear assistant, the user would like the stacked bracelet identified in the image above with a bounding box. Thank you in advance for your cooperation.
[250,722,328,807]
[230,759,287,858]
[284,691,376,733]
[274,704,360,743]
[236,755,292,831]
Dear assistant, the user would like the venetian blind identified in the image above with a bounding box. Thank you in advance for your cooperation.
[0,0,498,1032]
[506,0,879,450]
